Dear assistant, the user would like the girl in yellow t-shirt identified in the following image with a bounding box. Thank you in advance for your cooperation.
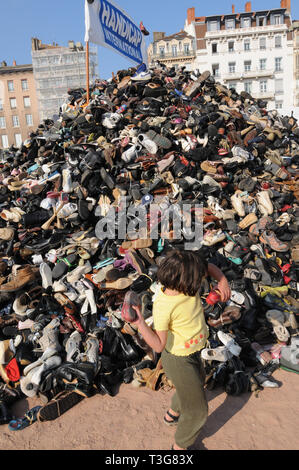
[131,249,231,451]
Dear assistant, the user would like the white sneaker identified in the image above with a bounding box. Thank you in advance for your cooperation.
[39,262,53,290]
[231,191,245,217]
[62,169,73,193]
[217,331,242,357]
[137,134,158,154]
[201,346,232,362]
[121,144,142,163]
[102,112,121,129]
[256,191,273,216]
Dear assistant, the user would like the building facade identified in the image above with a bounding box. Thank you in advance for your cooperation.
[0,61,39,150]
[184,1,294,114]
[31,38,98,122]
[148,31,197,70]
[291,21,299,108]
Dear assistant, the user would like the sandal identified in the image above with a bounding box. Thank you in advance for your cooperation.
[163,410,180,427]
[37,390,84,422]
[8,406,42,431]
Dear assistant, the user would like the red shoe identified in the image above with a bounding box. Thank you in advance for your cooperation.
[140,21,150,36]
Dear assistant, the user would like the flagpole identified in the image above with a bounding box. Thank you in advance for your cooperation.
[86,40,90,105]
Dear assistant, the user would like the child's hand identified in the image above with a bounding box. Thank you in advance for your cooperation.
[217,277,231,302]
[130,305,145,326]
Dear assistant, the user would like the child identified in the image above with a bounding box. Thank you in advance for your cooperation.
[132,249,231,450]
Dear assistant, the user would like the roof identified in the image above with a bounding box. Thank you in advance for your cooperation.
[205,7,287,21]
[155,31,194,42]
[0,64,33,75]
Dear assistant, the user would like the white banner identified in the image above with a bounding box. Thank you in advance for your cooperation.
[85,0,148,65]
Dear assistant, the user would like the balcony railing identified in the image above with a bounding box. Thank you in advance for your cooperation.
[151,50,196,60]
[206,23,287,39]
[222,68,275,80]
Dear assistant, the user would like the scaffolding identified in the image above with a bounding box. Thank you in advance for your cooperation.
[31,38,98,121]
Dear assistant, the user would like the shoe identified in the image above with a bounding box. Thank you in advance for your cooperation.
[131,64,151,81]
[217,331,242,356]
[259,231,289,252]
[37,390,84,422]
[0,265,40,293]
[65,331,82,363]
[201,346,232,362]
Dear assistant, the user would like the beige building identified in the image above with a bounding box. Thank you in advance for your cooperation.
[0,61,39,150]
[148,30,196,70]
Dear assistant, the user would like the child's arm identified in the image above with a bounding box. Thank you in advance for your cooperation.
[131,306,168,353]
[207,263,231,302]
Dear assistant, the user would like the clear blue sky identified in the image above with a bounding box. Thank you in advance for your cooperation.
[1,0,298,79]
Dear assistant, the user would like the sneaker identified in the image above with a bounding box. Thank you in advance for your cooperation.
[131,64,151,81]
[217,331,242,357]
[201,346,232,362]
[65,331,82,363]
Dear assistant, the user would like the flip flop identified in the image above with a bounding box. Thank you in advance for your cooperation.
[8,406,42,431]
[163,410,180,427]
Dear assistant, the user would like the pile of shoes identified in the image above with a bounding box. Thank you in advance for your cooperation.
[0,62,299,425]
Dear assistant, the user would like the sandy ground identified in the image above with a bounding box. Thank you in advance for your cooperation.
[0,368,298,451]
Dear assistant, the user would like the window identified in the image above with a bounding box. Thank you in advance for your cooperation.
[15,134,22,147]
[256,16,266,27]
[1,135,9,149]
[212,43,217,54]
[159,46,165,57]
[260,59,267,71]
[275,79,284,94]
[275,36,282,48]
[12,115,20,127]
[275,57,282,72]
[7,80,14,92]
[209,21,219,32]
[21,79,28,91]
[212,64,220,78]
[25,114,33,127]
[179,42,182,51]
[275,101,283,109]
[244,61,251,72]
[184,43,190,55]
[23,96,31,108]
[244,39,250,51]
[226,19,235,30]
[242,17,251,28]
[228,41,234,53]
[260,37,266,50]
[260,80,267,93]
[172,45,177,57]
[10,98,17,109]
[0,117,6,129]
[274,15,282,25]
[229,62,236,73]
[228,82,236,90]
[244,81,252,94]
[0,99,2,110]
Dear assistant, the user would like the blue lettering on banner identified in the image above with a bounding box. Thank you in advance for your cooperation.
[99,0,143,63]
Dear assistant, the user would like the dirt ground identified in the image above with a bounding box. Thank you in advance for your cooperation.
[0,367,298,451]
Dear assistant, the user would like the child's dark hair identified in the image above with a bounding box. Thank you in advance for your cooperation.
[157,249,208,297]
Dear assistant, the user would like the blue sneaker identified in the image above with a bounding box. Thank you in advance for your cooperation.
[132,63,151,81]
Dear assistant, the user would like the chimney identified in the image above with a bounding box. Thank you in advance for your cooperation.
[285,0,291,11]
[187,7,195,25]
[232,4,235,14]
[153,32,165,42]
[12,60,16,66]
[245,1,251,12]
[245,2,251,13]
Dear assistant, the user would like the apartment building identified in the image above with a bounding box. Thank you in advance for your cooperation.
[184,1,294,114]
[0,61,39,150]
[291,21,299,108]
[31,38,98,122]
[148,30,197,70]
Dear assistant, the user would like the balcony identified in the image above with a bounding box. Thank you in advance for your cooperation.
[253,91,275,100]
[151,50,196,61]
[222,68,274,81]
[205,23,288,40]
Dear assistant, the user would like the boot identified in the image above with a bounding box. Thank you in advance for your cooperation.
[0,400,12,425]
[0,265,40,293]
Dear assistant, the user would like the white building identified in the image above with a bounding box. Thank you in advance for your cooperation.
[184,1,294,115]
[31,38,98,121]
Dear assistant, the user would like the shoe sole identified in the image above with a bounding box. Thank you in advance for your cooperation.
[37,390,84,422]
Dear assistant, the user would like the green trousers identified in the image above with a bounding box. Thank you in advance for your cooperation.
[161,349,208,449]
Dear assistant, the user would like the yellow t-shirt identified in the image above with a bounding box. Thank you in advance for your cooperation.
[153,287,209,356]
